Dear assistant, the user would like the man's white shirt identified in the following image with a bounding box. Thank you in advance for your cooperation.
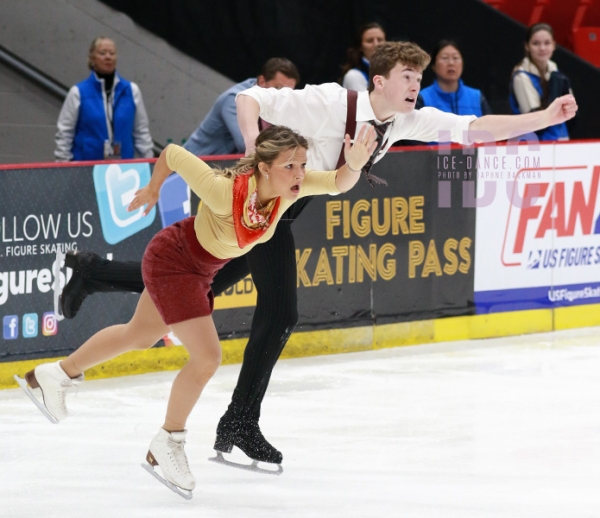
[238,83,476,170]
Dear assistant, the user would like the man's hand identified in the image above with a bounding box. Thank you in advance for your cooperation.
[545,94,577,126]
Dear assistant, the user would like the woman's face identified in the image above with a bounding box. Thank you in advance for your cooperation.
[260,146,307,201]
[432,45,463,83]
[361,28,386,60]
[90,39,117,74]
[526,30,555,67]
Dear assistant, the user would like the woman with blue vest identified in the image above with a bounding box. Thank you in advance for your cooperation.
[55,37,154,161]
[420,39,491,116]
[340,23,386,91]
[510,23,572,141]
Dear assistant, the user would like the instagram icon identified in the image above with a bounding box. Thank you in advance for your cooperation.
[42,312,58,336]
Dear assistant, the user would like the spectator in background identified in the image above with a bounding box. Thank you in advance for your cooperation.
[184,58,300,156]
[55,37,154,161]
[420,39,491,116]
[340,22,386,91]
[510,23,572,141]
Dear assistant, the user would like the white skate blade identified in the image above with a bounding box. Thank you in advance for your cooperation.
[53,249,66,322]
[140,463,193,500]
[208,451,283,476]
[13,375,59,424]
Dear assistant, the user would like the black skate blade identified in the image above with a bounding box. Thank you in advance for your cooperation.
[141,463,193,500]
[13,375,59,424]
[208,451,283,476]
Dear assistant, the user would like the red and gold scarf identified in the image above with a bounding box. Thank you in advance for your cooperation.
[232,172,280,248]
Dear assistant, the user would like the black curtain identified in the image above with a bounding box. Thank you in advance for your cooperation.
[101,0,600,138]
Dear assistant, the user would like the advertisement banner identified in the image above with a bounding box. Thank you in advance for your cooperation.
[291,148,476,330]
[0,162,167,363]
[200,149,477,332]
[1,148,477,363]
[474,142,600,313]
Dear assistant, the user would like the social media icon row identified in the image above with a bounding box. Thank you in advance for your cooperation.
[3,312,58,340]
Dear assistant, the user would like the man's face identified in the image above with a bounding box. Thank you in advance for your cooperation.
[258,72,297,90]
[375,63,422,114]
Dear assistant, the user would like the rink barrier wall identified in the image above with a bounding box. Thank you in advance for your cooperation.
[0,147,477,370]
[3,302,600,389]
[3,141,600,389]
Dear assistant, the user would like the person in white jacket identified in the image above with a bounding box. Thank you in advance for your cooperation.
[54,37,153,161]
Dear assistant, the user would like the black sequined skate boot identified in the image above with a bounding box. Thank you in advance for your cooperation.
[60,251,105,319]
[213,409,241,454]
[234,420,283,464]
[214,409,282,464]
[61,250,144,318]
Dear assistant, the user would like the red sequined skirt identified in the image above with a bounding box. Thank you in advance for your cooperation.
[142,217,229,325]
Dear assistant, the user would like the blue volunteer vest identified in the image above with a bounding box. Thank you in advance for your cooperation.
[420,79,484,116]
[72,72,136,160]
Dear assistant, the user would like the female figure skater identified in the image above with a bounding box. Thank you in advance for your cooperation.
[18,124,376,498]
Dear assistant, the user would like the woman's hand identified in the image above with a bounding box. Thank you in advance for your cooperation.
[127,143,175,216]
[335,125,378,193]
[128,185,160,216]
[344,125,378,171]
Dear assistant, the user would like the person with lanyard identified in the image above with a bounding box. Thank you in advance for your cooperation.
[419,39,492,116]
[54,36,153,161]
[18,124,378,497]
[509,23,573,141]
[340,22,386,91]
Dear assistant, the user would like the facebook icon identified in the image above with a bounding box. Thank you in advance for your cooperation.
[3,315,19,340]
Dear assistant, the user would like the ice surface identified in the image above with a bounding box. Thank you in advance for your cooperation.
[2,327,600,517]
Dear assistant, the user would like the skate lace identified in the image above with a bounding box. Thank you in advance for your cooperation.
[55,379,74,412]
[168,439,192,476]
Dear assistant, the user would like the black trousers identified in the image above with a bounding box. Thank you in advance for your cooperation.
[88,200,311,422]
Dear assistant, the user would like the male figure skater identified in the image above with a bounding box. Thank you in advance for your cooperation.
[59,41,576,471]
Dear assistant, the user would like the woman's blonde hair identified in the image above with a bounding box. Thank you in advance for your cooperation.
[216,125,309,179]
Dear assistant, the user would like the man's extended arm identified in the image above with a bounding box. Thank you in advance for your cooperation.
[236,94,261,154]
[468,94,577,142]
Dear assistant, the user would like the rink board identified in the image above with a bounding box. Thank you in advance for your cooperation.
[0,148,476,368]
[2,141,600,388]
[473,141,600,313]
[3,303,600,388]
